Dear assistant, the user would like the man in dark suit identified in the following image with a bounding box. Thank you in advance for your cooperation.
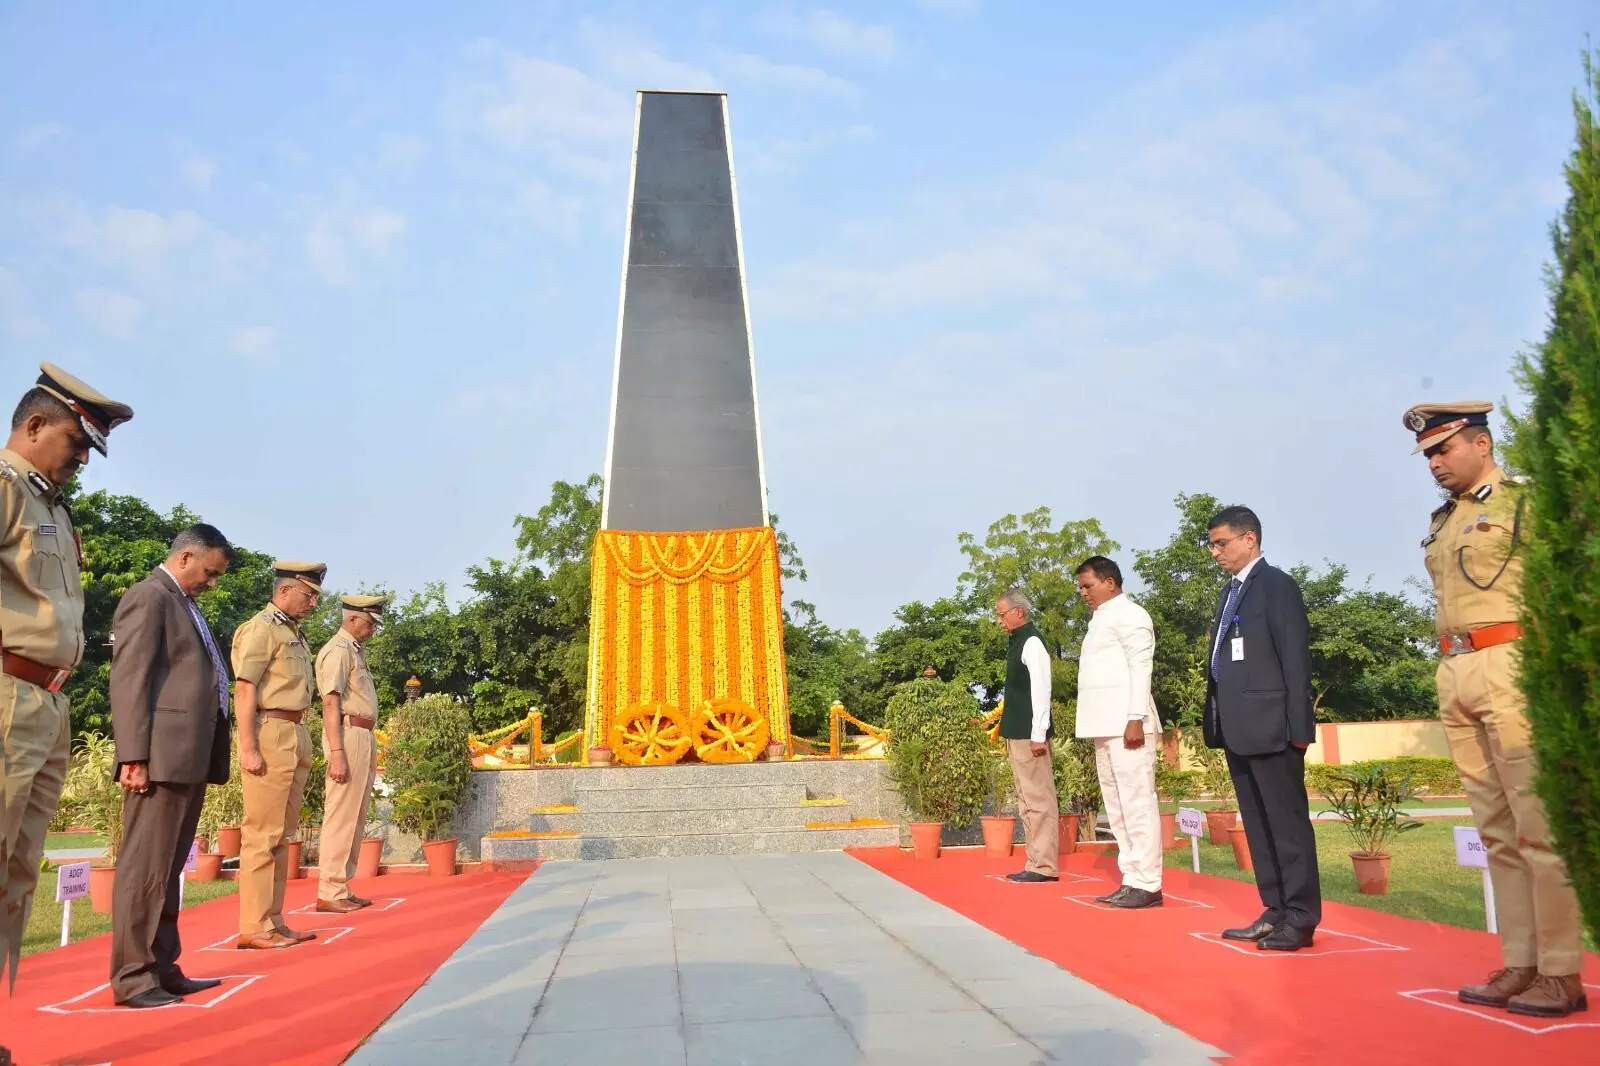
[109,524,235,1007]
[1202,506,1321,951]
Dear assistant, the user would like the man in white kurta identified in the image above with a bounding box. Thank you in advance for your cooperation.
[1074,556,1164,907]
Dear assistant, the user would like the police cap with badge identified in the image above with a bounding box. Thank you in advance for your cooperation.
[34,362,134,456]
[340,594,390,623]
[273,561,328,595]
[1403,401,1492,454]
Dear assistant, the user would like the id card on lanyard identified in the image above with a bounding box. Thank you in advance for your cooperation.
[1230,615,1243,661]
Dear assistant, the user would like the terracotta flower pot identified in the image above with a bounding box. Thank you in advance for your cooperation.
[1205,808,1238,846]
[217,825,242,858]
[1058,813,1080,856]
[1350,852,1390,895]
[287,840,304,879]
[356,836,384,879]
[89,865,116,914]
[1228,826,1253,871]
[980,815,1015,858]
[909,821,942,860]
[423,838,458,876]
[588,747,613,766]
[1159,812,1181,850]
[193,852,225,882]
[765,742,786,762]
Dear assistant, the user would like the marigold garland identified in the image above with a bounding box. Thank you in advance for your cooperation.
[610,701,695,765]
[694,697,770,763]
[585,527,792,756]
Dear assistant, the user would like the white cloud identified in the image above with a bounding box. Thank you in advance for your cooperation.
[768,10,900,64]
[725,54,858,99]
[305,204,407,286]
[75,288,144,340]
[46,202,259,287]
[229,324,278,365]
[911,0,979,13]
[181,153,218,192]
[379,133,427,170]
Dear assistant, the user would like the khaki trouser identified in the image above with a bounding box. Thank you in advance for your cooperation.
[318,723,376,903]
[239,717,311,935]
[1006,739,1059,878]
[0,675,70,992]
[1094,736,1163,893]
[1439,643,1585,975]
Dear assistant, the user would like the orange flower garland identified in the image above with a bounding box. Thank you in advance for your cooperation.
[585,527,791,756]
[610,701,695,765]
[694,697,770,763]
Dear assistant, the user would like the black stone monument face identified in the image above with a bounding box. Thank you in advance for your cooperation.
[601,90,769,533]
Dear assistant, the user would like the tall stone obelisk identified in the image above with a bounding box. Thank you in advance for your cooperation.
[600,90,768,531]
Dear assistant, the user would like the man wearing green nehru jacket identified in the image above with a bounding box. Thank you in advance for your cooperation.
[995,589,1059,882]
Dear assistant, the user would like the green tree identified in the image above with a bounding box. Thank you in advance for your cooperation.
[1293,563,1437,721]
[1133,492,1225,722]
[957,507,1118,661]
[782,600,874,735]
[870,594,1003,709]
[1505,50,1600,944]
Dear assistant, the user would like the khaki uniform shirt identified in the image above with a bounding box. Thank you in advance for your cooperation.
[230,605,315,711]
[1422,465,1525,637]
[316,632,379,721]
[0,448,84,670]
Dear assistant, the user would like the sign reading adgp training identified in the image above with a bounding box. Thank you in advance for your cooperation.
[55,861,90,903]
[1453,825,1488,869]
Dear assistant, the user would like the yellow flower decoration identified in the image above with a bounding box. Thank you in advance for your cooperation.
[694,697,770,763]
[611,702,695,765]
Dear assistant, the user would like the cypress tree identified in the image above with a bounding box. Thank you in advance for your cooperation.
[1506,49,1600,945]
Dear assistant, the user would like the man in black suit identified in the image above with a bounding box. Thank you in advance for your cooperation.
[1202,506,1321,951]
[109,524,235,1007]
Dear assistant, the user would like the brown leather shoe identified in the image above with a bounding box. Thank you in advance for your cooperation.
[274,926,317,943]
[347,895,373,907]
[316,898,363,914]
[236,931,297,950]
[1508,973,1590,1018]
[1459,966,1538,1007]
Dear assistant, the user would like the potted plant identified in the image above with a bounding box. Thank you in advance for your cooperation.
[1182,726,1237,844]
[358,791,385,879]
[1154,747,1195,850]
[979,751,1017,859]
[1322,764,1423,895]
[62,733,122,913]
[883,676,991,859]
[383,694,473,876]
[202,734,246,859]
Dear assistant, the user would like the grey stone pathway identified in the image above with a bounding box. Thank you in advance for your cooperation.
[345,853,1223,1066]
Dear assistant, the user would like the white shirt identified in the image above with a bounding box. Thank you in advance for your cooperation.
[1020,633,1052,743]
[1075,593,1159,738]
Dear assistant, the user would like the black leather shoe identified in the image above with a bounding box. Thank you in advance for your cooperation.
[163,976,223,996]
[1004,870,1059,883]
[1258,925,1315,951]
[118,987,182,1009]
[1110,888,1164,909]
[1,1042,13,1066]
[1095,886,1130,904]
[1221,918,1277,941]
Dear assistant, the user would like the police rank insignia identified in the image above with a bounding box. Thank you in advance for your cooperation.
[1405,409,1428,432]
[0,460,14,482]
[26,472,51,494]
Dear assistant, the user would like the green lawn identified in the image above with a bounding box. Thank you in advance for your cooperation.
[1167,819,1488,928]
[45,832,106,850]
[23,868,239,958]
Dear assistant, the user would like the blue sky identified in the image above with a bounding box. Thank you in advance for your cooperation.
[0,1,1591,636]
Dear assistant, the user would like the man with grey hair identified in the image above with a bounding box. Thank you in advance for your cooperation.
[994,589,1059,882]
[315,594,390,912]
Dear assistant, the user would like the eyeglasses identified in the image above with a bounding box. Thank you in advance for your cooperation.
[1203,534,1249,553]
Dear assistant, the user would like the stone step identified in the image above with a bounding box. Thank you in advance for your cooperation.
[481,823,900,862]
[570,762,828,788]
[573,781,809,811]
[530,802,855,835]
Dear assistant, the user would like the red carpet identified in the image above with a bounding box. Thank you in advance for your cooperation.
[850,847,1600,1066]
[0,869,530,1066]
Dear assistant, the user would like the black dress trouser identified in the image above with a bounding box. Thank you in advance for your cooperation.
[1226,745,1322,930]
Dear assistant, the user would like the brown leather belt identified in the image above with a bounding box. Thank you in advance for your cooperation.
[344,715,375,730]
[1440,622,1523,656]
[2,650,72,693]
[260,709,306,723]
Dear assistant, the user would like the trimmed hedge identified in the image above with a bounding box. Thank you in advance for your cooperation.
[1306,757,1462,798]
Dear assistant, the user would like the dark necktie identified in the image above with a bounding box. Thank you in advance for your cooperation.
[1210,578,1244,681]
[185,598,231,718]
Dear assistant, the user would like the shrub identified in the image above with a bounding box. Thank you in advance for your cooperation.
[62,732,122,862]
[1320,763,1424,857]
[197,732,246,850]
[1306,757,1461,798]
[383,693,473,842]
[883,677,991,828]
[299,708,327,833]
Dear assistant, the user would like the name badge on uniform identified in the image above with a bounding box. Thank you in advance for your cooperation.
[1231,637,1244,661]
[39,523,57,535]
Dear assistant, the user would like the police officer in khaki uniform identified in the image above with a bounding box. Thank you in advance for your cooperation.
[315,594,388,913]
[1,365,132,1027]
[1406,402,1587,1018]
[231,561,325,949]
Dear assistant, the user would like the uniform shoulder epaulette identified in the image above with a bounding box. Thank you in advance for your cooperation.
[1501,473,1527,487]
[0,458,15,483]
[1430,499,1453,519]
